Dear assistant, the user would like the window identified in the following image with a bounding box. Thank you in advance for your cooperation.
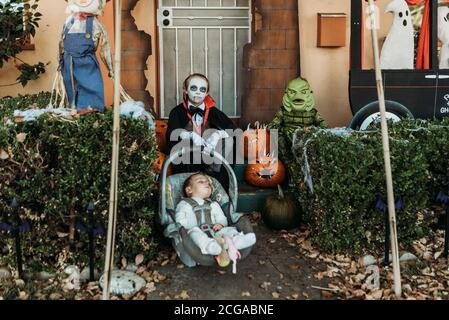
[362,0,426,70]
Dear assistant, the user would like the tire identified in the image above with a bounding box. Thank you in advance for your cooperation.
[349,100,414,130]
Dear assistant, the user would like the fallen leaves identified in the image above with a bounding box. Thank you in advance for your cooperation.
[16,133,27,143]
[0,148,9,160]
[160,260,170,267]
[19,291,28,300]
[281,227,449,301]
[135,254,144,266]
[174,290,190,300]
[288,263,300,270]
[321,290,334,299]
[121,257,127,269]
[259,281,271,290]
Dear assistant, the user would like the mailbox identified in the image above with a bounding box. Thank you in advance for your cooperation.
[317,13,347,48]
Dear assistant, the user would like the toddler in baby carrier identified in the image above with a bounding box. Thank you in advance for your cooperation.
[158,147,256,273]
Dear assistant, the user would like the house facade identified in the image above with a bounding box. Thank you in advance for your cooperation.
[1,0,405,128]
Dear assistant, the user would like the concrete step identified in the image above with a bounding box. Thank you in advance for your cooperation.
[233,163,247,183]
[237,182,277,213]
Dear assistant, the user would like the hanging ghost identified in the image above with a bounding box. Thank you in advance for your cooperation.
[438,6,449,69]
[59,0,114,112]
[380,0,414,70]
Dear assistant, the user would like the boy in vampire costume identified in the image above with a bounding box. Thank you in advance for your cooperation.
[166,74,237,190]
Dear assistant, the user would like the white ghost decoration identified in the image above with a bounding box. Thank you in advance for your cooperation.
[63,265,80,291]
[99,270,146,296]
[438,7,449,69]
[66,0,107,15]
[380,0,414,70]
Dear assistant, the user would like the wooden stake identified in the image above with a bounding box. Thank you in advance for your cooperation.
[367,0,402,297]
[102,0,121,300]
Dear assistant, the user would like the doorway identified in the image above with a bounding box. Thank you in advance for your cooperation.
[157,0,252,118]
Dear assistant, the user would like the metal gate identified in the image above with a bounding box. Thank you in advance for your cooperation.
[158,0,251,118]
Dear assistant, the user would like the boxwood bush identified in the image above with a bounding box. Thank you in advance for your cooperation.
[0,93,158,273]
[292,120,449,253]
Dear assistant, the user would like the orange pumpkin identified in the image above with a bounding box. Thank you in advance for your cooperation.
[245,154,286,188]
[155,120,168,154]
[153,152,172,176]
[241,122,271,162]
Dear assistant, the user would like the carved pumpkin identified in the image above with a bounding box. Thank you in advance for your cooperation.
[153,152,172,176]
[155,120,168,154]
[245,154,286,188]
[241,122,270,161]
[262,185,300,230]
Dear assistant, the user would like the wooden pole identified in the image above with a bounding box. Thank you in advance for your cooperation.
[367,0,402,297]
[102,0,121,300]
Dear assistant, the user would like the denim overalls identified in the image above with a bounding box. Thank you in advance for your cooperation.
[61,16,105,111]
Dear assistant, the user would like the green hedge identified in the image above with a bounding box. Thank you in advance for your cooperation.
[292,120,449,253]
[0,93,158,273]
[0,92,53,119]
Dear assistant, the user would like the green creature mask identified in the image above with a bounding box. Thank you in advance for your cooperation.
[282,77,316,113]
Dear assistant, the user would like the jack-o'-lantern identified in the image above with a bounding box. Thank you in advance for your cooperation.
[241,122,271,162]
[245,153,286,188]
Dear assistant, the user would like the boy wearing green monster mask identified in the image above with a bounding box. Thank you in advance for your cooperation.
[268,77,326,183]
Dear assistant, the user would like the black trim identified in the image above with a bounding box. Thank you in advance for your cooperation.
[431,0,439,70]
[350,0,362,71]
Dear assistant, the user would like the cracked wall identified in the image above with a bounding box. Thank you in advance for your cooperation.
[121,0,154,111]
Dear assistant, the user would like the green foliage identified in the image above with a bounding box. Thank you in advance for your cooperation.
[0,0,47,86]
[0,93,159,272]
[292,121,447,253]
[16,61,46,86]
[0,91,53,119]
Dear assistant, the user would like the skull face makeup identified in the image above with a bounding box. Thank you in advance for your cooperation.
[186,76,209,106]
[66,0,106,15]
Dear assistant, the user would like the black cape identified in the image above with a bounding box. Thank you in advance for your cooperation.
[166,103,237,151]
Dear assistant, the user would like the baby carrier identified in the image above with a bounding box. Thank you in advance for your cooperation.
[158,146,255,267]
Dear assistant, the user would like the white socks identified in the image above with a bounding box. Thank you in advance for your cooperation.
[232,233,256,250]
[205,240,222,255]
[203,233,256,255]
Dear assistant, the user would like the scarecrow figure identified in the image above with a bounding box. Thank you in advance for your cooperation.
[59,0,114,112]
[268,77,326,183]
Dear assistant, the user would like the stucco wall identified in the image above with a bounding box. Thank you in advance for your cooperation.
[0,1,115,106]
[1,0,405,128]
[298,0,352,127]
[298,0,398,127]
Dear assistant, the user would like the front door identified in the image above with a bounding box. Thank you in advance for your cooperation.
[157,0,251,118]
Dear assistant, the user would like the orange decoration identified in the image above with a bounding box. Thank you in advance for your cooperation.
[153,152,172,176]
[155,120,168,154]
[245,154,286,188]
